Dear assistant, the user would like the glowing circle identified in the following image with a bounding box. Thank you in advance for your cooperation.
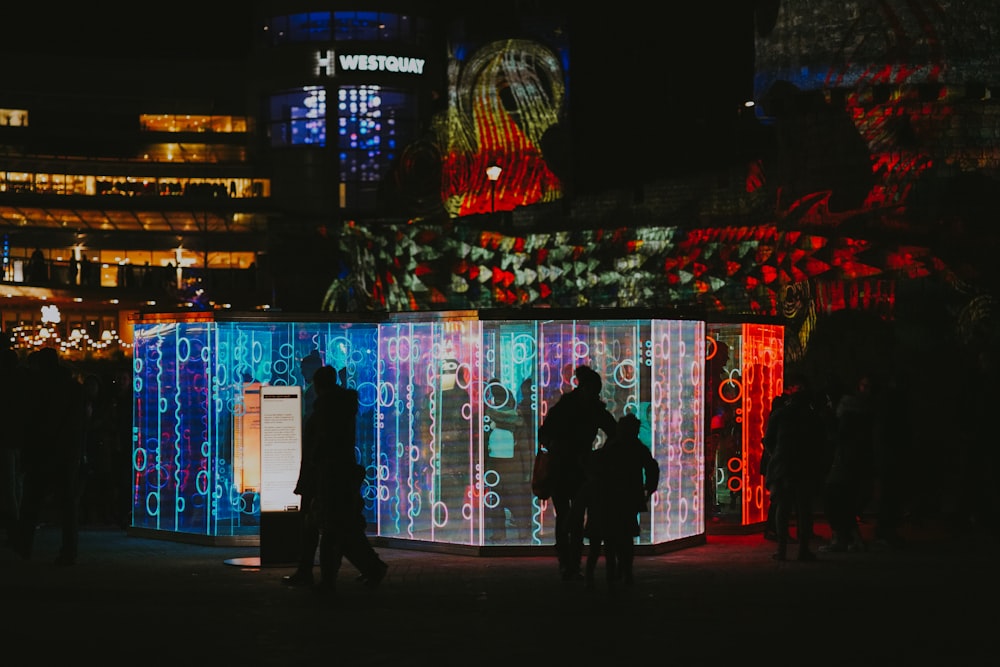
[719,375,743,404]
[145,491,159,517]
[432,501,448,527]
[177,336,191,362]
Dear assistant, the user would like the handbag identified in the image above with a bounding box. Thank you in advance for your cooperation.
[531,447,552,500]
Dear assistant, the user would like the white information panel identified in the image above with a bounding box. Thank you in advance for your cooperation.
[260,385,303,512]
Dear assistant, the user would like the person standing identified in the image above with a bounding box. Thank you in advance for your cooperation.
[761,372,825,562]
[821,374,876,552]
[284,365,387,595]
[582,413,659,591]
[0,344,30,545]
[537,365,616,580]
[14,347,87,565]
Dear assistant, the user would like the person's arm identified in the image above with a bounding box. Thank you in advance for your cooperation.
[642,447,660,496]
[599,406,617,441]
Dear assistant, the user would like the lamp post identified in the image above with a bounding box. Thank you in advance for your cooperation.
[486,164,502,213]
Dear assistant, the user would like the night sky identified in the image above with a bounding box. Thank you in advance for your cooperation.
[1,2,757,182]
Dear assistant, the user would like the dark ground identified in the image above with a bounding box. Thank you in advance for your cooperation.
[2,514,995,665]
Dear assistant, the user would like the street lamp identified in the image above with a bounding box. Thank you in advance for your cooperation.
[486,164,502,213]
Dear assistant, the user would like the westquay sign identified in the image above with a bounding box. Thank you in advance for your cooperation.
[337,53,426,75]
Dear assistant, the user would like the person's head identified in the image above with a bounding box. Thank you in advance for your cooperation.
[83,373,102,399]
[312,365,338,396]
[618,413,641,439]
[301,350,322,382]
[28,346,59,373]
[784,370,808,395]
[711,339,731,374]
[574,365,602,396]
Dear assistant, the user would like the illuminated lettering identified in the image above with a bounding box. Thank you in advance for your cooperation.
[337,53,425,75]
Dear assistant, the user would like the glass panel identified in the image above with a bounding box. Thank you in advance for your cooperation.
[131,314,725,548]
[269,88,326,147]
[705,323,784,527]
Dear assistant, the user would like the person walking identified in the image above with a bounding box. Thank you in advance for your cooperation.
[283,365,387,596]
[582,413,660,591]
[761,372,825,562]
[537,365,617,581]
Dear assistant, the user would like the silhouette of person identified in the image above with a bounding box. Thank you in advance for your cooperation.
[68,255,80,286]
[761,371,825,561]
[582,413,660,591]
[821,374,876,553]
[29,248,47,283]
[762,391,789,541]
[537,365,616,580]
[283,351,327,586]
[872,373,908,549]
[300,350,323,416]
[0,344,29,544]
[79,255,93,286]
[282,351,325,586]
[284,366,387,595]
[14,347,87,564]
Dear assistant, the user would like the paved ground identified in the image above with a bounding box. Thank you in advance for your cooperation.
[2,515,995,664]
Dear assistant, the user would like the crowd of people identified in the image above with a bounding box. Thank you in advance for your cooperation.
[0,347,929,585]
[0,343,132,566]
[762,369,909,561]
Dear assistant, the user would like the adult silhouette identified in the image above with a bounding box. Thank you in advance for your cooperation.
[821,374,876,552]
[582,413,659,591]
[284,365,387,595]
[0,344,30,545]
[14,347,87,564]
[537,365,616,580]
[761,372,825,561]
[281,351,325,584]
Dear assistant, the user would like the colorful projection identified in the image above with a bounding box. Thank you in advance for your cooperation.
[132,312,714,548]
[705,323,784,527]
[441,37,567,216]
[324,222,920,324]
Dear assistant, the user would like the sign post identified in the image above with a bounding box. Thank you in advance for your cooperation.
[259,385,303,565]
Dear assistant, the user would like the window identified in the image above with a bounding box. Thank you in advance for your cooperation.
[337,86,415,209]
[140,114,248,133]
[269,87,327,147]
[267,11,430,46]
[0,108,28,126]
[288,12,330,42]
[140,143,247,163]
